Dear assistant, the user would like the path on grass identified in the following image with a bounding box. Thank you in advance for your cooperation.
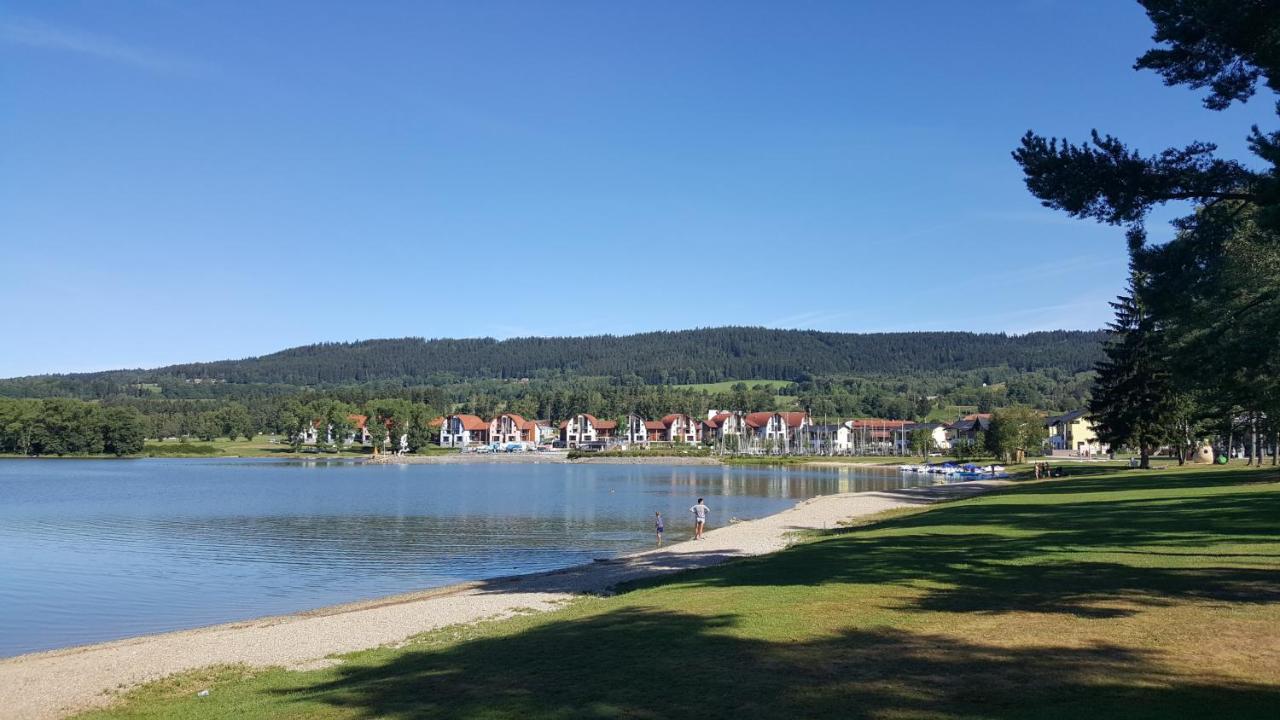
[0,480,1004,720]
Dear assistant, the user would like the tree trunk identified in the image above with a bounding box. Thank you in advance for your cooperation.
[1250,414,1258,467]
[1139,446,1150,470]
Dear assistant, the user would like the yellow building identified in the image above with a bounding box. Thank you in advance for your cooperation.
[1046,410,1107,454]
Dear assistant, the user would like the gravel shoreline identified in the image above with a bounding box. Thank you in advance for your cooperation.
[0,480,1007,720]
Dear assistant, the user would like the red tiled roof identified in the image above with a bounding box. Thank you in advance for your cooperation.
[449,414,488,431]
[428,416,444,428]
[348,414,368,429]
[744,412,775,428]
[848,418,911,429]
[560,414,617,430]
[781,411,808,428]
[644,420,666,430]
[705,412,732,427]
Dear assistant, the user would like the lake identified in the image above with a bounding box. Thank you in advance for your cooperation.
[0,458,930,657]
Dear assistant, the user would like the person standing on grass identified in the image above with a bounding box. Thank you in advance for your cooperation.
[690,498,709,540]
[655,512,664,545]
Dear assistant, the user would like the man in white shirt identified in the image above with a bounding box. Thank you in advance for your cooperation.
[690,498,710,540]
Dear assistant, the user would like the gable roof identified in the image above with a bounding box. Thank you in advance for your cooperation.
[560,414,617,430]
[743,411,775,428]
[781,411,809,428]
[848,418,911,429]
[949,414,993,432]
[494,413,527,427]
[705,412,733,428]
[1047,409,1088,425]
[448,414,489,431]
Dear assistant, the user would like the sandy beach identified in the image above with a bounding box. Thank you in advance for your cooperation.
[0,480,1006,720]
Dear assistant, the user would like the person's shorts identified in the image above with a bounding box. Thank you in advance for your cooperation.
[695,518,705,524]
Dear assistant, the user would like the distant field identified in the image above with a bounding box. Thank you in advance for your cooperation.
[924,404,978,422]
[144,436,362,458]
[671,379,795,393]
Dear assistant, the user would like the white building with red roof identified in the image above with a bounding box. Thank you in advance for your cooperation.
[744,411,810,452]
[559,414,617,449]
[702,411,746,446]
[623,414,663,445]
[490,413,539,445]
[440,414,490,447]
[660,413,702,444]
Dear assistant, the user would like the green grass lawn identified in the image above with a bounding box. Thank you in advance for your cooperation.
[80,464,1280,719]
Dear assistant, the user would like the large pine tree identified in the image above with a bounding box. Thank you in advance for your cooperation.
[1090,253,1179,469]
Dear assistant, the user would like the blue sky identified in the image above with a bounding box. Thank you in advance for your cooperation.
[1,1,1273,377]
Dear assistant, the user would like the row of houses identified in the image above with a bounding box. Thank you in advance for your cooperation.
[434,409,1104,455]
[566,411,813,450]
[299,406,1103,456]
[439,413,557,447]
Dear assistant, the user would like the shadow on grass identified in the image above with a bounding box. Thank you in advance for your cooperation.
[246,469,1280,720]
[280,606,1278,720]
[667,471,1280,618]
[1012,465,1279,494]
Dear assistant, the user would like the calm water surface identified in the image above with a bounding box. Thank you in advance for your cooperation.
[0,458,929,657]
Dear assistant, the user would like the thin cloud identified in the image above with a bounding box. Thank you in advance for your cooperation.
[763,310,852,329]
[0,17,207,75]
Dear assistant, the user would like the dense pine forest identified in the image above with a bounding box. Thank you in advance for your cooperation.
[0,328,1104,397]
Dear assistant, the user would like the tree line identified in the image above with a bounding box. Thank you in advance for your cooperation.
[0,328,1105,400]
[1015,0,1280,468]
[0,399,146,456]
[2,371,1082,456]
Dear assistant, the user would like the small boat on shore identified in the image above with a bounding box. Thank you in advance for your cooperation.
[899,462,1008,480]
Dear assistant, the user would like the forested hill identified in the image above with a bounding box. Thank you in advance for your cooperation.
[1,328,1105,398]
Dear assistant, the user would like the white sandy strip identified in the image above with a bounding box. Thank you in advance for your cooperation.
[0,480,1005,720]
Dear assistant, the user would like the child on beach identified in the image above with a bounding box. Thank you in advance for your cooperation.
[655,512,664,545]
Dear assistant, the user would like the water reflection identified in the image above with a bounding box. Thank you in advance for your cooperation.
[0,458,934,657]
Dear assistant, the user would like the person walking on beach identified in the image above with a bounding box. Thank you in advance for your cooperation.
[690,498,709,540]
[655,512,664,545]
